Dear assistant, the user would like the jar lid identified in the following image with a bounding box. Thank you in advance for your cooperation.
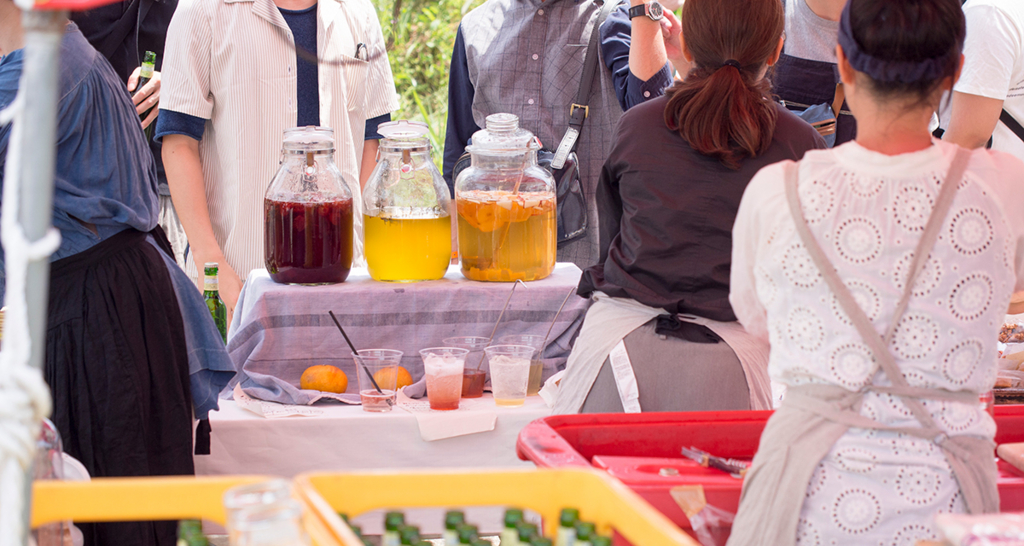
[467,113,538,153]
[281,126,334,152]
[378,120,429,140]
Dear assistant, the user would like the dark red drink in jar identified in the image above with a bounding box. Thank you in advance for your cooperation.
[264,197,353,284]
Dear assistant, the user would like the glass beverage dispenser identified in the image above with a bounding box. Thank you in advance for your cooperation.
[454,113,556,282]
[363,120,452,282]
[264,126,354,284]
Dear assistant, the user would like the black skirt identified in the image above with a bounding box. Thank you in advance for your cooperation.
[45,228,193,546]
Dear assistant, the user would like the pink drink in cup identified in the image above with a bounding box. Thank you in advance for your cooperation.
[352,349,403,412]
[420,347,469,411]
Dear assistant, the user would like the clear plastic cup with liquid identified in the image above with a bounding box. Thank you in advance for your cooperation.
[420,347,469,410]
[498,334,545,395]
[223,479,294,542]
[231,498,310,546]
[485,344,535,407]
[443,336,490,398]
[353,349,403,411]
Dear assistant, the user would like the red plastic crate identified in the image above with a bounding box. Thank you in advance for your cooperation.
[516,407,1024,532]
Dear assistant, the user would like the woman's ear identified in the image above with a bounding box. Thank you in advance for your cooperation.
[836,45,856,85]
[680,31,694,63]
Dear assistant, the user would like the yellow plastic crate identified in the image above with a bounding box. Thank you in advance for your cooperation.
[294,469,700,546]
[31,476,267,528]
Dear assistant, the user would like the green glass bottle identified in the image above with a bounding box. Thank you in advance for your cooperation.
[203,262,227,342]
[444,510,466,546]
[501,508,525,546]
[573,522,595,546]
[383,512,406,546]
[176,519,208,546]
[517,522,539,544]
[556,508,580,546]
[531,538,554,546]
[590,537,611,546]
[137,51,157,141]
[399,525,421,546]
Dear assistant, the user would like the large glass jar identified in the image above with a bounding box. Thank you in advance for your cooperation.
[264,127,354,284]
[363,120,452,282]
[455,113,556,282]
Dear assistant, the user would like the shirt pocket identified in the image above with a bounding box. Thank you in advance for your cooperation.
[339,54,369,113]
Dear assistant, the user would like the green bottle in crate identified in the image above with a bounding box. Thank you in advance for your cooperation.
[176,519,208,546]
[383,511,405,546]
[501,508,524,546]
[556,508,579,546]
[591,537,611,546]
[399,525,421,546]
[517,522,539,544]
[444,510,466,546]
[532,538,554,546]
[457,524,479,545]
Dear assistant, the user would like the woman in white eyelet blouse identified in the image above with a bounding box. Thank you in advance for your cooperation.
[727,0,1024,543]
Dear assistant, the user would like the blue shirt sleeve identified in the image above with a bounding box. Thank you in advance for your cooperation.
[364,113,391,140]
[600,4,673,111]
[442,25,480,196]
[155,109,206,142]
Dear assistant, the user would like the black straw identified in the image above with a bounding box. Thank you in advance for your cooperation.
[328,311,388,400]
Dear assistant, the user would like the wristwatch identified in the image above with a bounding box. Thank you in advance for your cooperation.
[628,1,664,21]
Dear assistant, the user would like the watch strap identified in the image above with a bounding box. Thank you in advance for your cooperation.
[627,4,646,18]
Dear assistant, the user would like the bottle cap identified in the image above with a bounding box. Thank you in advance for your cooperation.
[384,512,405,531]
[531,538,553,546]
[504,508,524,528]
[591,537,611,546]
[204,262,218,269]
[399,526,420,545]
[517,522,538,541]
[559,508,580,527]
[445,510,466,530]
[457,524,479,544]
[574,522,595,541]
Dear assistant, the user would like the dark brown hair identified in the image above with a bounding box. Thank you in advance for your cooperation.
[847,0,965,103]
[663,0,785,169]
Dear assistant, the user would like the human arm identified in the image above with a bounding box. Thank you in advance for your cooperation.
[161,134,242,313]
[943,92,1004,150]
[442,24,480,195]
[942,4,1018,149]
[360,139,379,189]
[600,3,676,111]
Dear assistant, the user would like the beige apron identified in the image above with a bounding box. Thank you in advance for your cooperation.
[726,148,999,546]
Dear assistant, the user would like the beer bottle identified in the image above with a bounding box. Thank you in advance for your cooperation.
[444,510,466,546]
[556,508,579,546]
[176,519,209,546]
[532,538,554,546]
[501,508,524,546]
[573,522,595,546]
[457,524,479,545]
[516,522,539,545]
[383,512,405,546]
[204,262,228,342]
[136,51,157,141]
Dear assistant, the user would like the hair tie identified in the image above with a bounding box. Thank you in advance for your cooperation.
[722,59,742,70]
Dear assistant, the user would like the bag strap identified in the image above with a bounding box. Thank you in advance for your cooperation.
[784,148,970,429]
[1000,109,1024,143]
[551,0,618,169]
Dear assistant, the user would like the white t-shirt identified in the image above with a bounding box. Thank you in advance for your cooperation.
[782,0,839,63]
[954,0,1024,161]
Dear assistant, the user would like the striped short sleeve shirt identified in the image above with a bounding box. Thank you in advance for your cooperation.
[160,0,398,281]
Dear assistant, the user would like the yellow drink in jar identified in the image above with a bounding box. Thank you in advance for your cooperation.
[456,190,556,282]
[364,214,452,282]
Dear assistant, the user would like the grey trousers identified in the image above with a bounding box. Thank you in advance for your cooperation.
[579,320,751,413]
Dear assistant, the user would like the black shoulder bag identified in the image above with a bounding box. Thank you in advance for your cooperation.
[454,0,617,246]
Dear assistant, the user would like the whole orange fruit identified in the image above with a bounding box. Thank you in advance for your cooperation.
[300,365,348,393]
[373,366,414,390]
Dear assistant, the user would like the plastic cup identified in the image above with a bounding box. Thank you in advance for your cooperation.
[223,479,293,541]
[443,336,491,398]
[420,347,469,411]
[352,349,402,412]
[498,334,546,396]
[485,344,535,407]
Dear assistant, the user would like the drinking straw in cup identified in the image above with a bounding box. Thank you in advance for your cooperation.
[419,347,469,411]
[498,334,545,396]
[485,344,535,407]
[352,349,403,412]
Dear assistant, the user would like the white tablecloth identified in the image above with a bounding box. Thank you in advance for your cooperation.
[194,394,551,477]
[226,264,590,405]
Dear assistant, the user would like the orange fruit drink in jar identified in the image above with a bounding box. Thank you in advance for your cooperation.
[457,189,556,282]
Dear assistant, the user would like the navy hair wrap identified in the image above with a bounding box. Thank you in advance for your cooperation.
[837,0,961,83]
[722,59,742,70]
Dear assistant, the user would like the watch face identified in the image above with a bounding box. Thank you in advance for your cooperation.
[648,1,664,19]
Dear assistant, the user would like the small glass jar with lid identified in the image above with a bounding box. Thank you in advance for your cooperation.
[454,113,556,282]
[264,126,354,285]
[362,120,452,282]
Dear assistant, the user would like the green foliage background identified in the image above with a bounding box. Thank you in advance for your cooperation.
[373,0,486,165]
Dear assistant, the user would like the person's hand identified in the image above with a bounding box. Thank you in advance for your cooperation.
[660,9,686,74]
[127,66,161,130]
[198,258,243,324]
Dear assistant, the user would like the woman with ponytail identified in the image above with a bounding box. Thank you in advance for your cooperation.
[729,0,1024,543]
[551,0,824,415]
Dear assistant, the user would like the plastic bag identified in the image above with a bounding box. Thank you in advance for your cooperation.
[935,512,1024,545]
[671,485,735,546]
